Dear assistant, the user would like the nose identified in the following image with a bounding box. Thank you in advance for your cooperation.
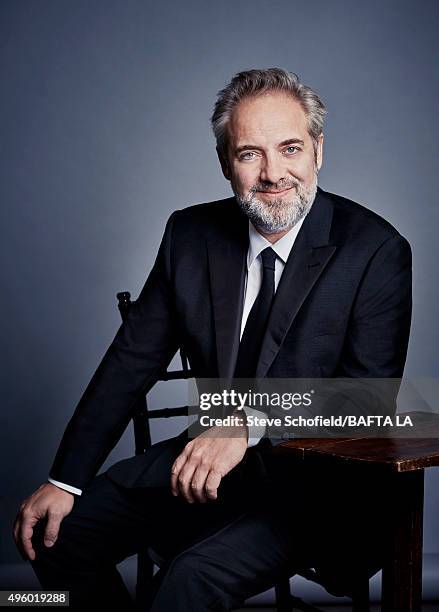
[259,153,286,186]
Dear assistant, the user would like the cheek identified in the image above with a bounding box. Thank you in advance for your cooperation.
[289,158,316,183]
[232,167,258,192]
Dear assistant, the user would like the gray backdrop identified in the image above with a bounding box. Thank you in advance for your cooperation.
[1,0,438,566]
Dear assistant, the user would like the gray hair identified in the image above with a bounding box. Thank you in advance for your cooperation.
[211,68,326,157]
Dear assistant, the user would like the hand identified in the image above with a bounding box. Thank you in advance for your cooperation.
[13,482,75,561]
[171,411,248,503]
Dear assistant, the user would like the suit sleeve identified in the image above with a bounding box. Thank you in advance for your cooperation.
[49,212,180,490]
[321,233,413,424]
[268,233,413,442]
[336,233,412,379]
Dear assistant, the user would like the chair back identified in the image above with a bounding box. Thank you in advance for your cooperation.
[116,291,192,454]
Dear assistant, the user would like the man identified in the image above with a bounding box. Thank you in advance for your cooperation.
[13,68,412,610]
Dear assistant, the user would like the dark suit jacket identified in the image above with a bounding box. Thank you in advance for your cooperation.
[49,187,412,493]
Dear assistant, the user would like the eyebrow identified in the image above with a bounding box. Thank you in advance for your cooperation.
[235,138,305,154]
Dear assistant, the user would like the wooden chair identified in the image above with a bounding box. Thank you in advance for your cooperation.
[117,291,372,611]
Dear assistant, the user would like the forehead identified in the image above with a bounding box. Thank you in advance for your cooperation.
[227,91,310,146]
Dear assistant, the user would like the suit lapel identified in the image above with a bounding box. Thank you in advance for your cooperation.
[256,188,337,377]
[206,200,248,382]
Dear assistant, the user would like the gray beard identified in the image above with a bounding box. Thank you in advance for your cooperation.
[235,173,318,233]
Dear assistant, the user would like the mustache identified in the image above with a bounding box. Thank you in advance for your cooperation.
[251,179,300,193]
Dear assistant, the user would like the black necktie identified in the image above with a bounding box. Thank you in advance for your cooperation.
[234,246,277,379]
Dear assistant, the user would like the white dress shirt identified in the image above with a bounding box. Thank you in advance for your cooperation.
[48,215,306,496]
[239,217,306,445]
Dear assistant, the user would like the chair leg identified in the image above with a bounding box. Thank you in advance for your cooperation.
[275,577,292,612]
[351,577,370,612]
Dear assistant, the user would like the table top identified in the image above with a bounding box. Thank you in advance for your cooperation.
[276,412,439,472]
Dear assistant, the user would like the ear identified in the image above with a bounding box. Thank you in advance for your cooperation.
[316,133,324,171]
[216,147,231,181]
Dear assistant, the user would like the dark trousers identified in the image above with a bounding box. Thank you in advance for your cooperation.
[30,437,388,611]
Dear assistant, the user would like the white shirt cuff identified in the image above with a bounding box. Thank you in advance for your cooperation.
[241,406,267,447]
[48,477,82,496]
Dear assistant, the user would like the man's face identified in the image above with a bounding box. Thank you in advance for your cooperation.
[219,91,323,234]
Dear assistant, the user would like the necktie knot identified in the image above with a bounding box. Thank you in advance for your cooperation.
[260,247,277,271]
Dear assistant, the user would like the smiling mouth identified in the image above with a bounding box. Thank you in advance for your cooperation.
[259,187,293,195]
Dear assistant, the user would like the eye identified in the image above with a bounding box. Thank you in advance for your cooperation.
[240,151,256,160]
[284,146,299,155]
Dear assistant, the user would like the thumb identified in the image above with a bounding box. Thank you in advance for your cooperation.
[44,514,62,547]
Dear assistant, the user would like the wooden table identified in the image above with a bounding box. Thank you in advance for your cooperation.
[274,411,439,612]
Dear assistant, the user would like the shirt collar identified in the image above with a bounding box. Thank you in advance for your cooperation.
[247,215,306,269]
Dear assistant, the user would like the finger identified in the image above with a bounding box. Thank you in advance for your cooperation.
[170,450,189,496]
[12,502,26,543]
[12,517,28,561]
[189,466,210,503]
[44,512,62,548]
[177,462,198,503]
[204,469,222,501]
[20,518,38,561]
[12,515,20,545]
